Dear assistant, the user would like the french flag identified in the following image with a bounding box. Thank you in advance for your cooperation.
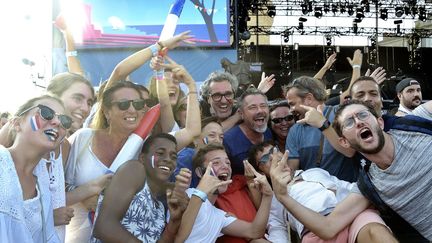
[30,115,41,131]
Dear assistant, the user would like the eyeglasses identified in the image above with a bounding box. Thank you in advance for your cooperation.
[111,99,146,111]
[342,110,371,130]
[19,104,72,130]
[210,91,234,102]
[271,115,294,124]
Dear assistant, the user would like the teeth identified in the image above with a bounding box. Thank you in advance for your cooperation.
[220,105,227,108]
[125,117,136,121]
[44,129,58,141]
[158,166,170,172]
[73,114,83,120]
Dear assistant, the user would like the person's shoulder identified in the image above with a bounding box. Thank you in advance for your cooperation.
[224,124,241,137]
[68,127,94,142]
[115,160,146,185]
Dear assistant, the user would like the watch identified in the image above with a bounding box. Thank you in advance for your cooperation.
[319,119,331,131]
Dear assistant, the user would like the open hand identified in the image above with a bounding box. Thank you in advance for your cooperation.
[257,72,276,94]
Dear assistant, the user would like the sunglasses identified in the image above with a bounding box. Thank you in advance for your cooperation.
[271,115,294,124]
[258,146,275,165]
[111,99,147,111]
[19,104,72,130]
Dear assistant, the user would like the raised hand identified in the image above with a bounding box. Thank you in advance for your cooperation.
[269,150,292,199]
[365,66,387,85]
[160,56,194,85]
[323,53,337,70]
[159,31,195,50]
[296,104,326,128]
[347,49,362,67]
[257,72,276,94]
[196,161,232,196]
[174,168,192,197]
[244,160,273,196]
[54,206,74,226]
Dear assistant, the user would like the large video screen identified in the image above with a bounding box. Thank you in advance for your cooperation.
[75,0,230,48]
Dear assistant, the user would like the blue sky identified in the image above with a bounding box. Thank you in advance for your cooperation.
[84,0,229,25]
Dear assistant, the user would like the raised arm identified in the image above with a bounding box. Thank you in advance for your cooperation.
[314,53,337,81]
[106,31,194,90]
[340,49,362,103]
[55,13,84,75]
[269,150,369,240]
[93,161,145,243]
[160,58,201,150]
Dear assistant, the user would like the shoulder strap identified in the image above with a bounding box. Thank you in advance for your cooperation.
[315,106,333,166]
[383,114,432,135]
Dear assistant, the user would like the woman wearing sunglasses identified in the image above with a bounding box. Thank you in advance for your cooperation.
[269,99,295,152]
[0,95,72,242]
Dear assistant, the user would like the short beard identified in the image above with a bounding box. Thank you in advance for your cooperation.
[349,126,385,154]
[253,124,268,133]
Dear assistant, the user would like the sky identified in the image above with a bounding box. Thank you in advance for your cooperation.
[0,0,51,113]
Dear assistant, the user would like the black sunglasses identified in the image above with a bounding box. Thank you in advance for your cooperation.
[271,114,294,124]
[111,99,146,111]
[19,104,72,129]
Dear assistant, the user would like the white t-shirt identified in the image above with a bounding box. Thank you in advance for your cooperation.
[184,188,237,243]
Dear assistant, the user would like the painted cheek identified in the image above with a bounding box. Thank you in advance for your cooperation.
[30,113,43,131]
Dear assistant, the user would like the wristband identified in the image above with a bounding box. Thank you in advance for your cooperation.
[352,64,361,69]
[149,44,159,57]
[192,189,207,202]
[66,51,77,57]
[319,119,331,131]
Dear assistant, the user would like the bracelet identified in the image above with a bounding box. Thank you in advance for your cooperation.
[66,51,77,57]
[352,64,361,69]
[149,44,159,57]
[192,189,207,202]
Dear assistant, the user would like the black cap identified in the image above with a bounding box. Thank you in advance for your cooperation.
[396,78,420,93]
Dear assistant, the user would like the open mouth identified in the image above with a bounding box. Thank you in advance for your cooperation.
[44,128,59,141]
[360,128,373,140]
[217,173,229,181]
[124,117,136,122]
[158,165,171,173]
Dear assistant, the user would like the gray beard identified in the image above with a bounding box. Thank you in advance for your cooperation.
[253,124,268,133]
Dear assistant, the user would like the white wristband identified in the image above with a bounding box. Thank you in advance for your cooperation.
[352,64,361,69]
[192,189,207,202]
[66,51,77,57]
[149,44,159,57]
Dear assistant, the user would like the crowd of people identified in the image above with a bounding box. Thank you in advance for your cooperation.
[0,25,431,243]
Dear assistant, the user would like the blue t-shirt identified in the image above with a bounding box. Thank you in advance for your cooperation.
[172,147,200,188]
[285,106,358,182]
[224,125,273,175]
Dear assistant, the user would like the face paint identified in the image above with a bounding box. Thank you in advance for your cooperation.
[151,155,155,168]
[202,137,209,145]
[30,115,41,131]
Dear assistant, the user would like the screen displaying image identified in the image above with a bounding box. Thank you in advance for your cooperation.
[76,0,230,48]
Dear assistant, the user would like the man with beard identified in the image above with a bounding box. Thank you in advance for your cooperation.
[284,76,358,182]
[395,78,423,116]
[271,100,432,242]
[223,89,273,175]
